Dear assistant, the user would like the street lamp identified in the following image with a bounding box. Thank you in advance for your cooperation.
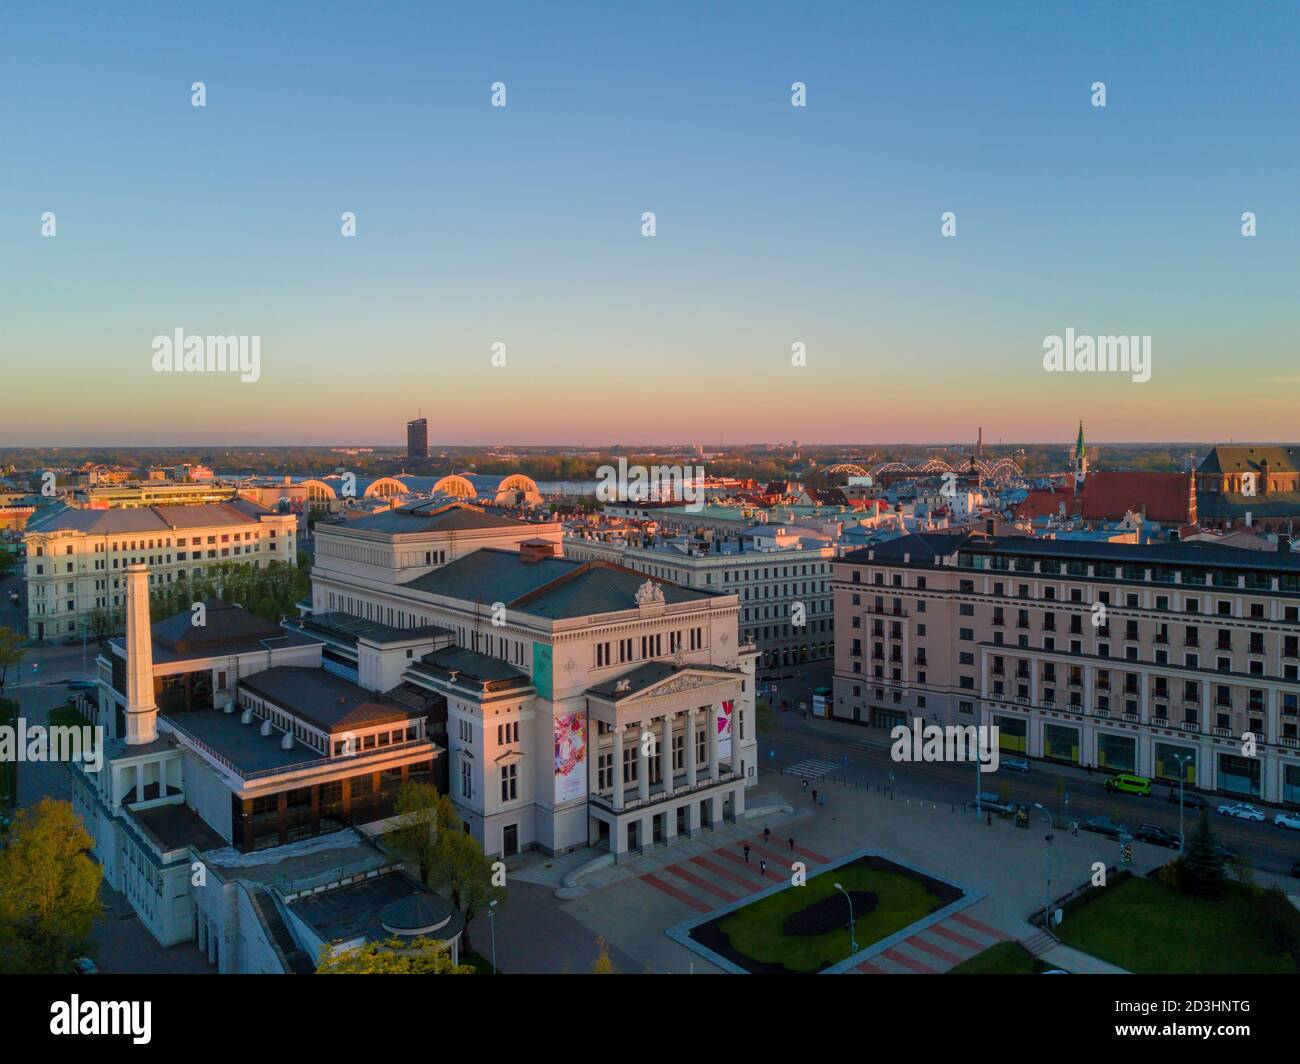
[487,899,498,974]
[1032,802,1053,934]
[1172,752,1195,855]
[833,882,858,955]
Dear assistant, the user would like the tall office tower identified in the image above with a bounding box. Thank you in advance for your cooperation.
[407,417,428,459]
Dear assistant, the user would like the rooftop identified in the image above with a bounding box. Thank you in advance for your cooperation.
[27,498,277,535]
[239,667,419,733]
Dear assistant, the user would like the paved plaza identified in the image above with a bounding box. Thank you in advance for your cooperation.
[489,766,1182,974]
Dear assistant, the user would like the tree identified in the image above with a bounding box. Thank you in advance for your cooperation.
[316,935,472,974]
[390,781,442,884]
[421,795,505,955]
[593,936,615,974]
[1181,810,1226,898]
[0,626,24,700]
[0,798,103,972]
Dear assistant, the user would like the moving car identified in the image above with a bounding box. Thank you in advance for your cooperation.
[1217,802,1265,822]
[66,679,97,692]
[1084,815,1128,837]
[1104,773,1152,796]
[1001,757,1031,773]
[1273,811,1300,831]
[1134,824,1181,848]
[1166,789,1206,810]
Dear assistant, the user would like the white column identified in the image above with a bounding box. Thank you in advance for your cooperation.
[123,564,158,746]
[638,723,650,802]
[686,707,698,787]
[661,713,674,795]
[707,705,719,780]
[612,725,624,811]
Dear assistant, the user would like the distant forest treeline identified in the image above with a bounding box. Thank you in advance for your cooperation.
[0,442,1209,484]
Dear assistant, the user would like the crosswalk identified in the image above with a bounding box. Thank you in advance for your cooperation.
[786,757,842,780]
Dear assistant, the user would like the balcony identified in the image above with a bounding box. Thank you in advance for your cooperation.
[1212,726,1232,737]
[1122,711,1139,723]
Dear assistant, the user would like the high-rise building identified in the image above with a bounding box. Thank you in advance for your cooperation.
[406,417,428,459]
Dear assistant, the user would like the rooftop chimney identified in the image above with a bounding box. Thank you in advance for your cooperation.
[124,564,158,745]
[519,538,557,563]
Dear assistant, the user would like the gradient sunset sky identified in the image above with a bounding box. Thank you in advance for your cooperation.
[1,1,1297,447]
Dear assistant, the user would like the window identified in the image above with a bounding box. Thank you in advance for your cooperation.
[500,763,518,802]
[461,760,472,798]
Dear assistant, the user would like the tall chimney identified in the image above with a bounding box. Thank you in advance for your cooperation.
[124,564,158,745]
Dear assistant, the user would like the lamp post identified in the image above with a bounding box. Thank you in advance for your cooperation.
[487,899,498,974]
[834,882,858,955]
[1032,802,1053,933]
[1172,752,1195,855]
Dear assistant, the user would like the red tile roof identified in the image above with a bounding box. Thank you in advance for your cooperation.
[1080,472,1193,524]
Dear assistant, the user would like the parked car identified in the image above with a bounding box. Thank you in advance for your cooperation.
[1134,824,1181,848]
[1084,815,1128,837]
[1273,812,1300,831]
[1104,773,1152,796]
[970,794,1015,815]
[72,957,98,975]
[1166,789,1206,810]
[66,679,97,692]
[1217,802,1265,822]
[1001,757,1031,773]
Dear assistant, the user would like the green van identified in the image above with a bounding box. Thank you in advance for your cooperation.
[1104,773,1152,796]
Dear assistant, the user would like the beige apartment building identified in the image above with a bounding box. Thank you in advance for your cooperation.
[832,532,1300,806]
[23,499,297,640]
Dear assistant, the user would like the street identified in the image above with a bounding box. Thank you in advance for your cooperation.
[758,666,1300,879]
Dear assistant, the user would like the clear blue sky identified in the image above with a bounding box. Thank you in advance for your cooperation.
[1,1,1296,446]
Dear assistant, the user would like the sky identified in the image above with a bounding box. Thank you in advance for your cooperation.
[1,1,1297,447]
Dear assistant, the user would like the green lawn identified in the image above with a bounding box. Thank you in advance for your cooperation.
[948,941,1051,974]
[717,863,942,973]
[1057,875,1297,974]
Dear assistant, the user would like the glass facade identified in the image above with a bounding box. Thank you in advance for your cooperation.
[1284,764,1300,805]
[1154,742,1197,785]
[1097,732,1136,773]
[1043,723,1079,764]
[1217,753,1260,798]
[994,715,1027,753]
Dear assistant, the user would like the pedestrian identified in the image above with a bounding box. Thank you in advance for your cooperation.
[1071,820,1079,836]
[759,859,767,877]
[743,844,750,863]
[763,827,771,844]
[1086,763,1093,777]
[986,811,992,827]
[819,793,826,808]
[802,778,808,793]
[812,788,819,805]
[788,836,795,851]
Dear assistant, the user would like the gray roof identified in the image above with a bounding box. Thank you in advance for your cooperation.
[109,600,320,663]
[27,498,275,535]
[588,661,741,701]
[295,611,452,648]
[402,548,718,619]
[290,870,464,946]
[239,667,420,733]
[411,646,532,692]
[341,501,526,535]
[843,532,1300,574]
[1198,444,1300,476]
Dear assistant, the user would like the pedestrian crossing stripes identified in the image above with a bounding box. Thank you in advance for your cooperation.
[786,757,840,779]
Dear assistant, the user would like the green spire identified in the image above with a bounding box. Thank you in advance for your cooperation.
[1076,420,1086,459]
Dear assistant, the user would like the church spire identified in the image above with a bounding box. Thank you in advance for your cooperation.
[1074,420,1088,495]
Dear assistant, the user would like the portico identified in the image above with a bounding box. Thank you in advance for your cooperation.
[585,662,753,862]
